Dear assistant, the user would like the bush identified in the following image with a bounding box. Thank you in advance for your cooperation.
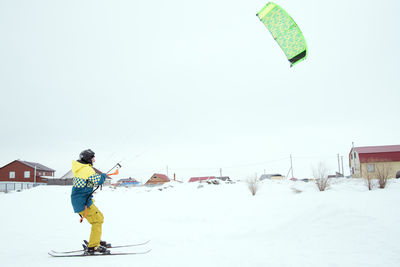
[315,178,329,191]
[376,164,391,189]
[313,162,330,191]
[365,175,374,190]
[247,177,259,196]
[364,163,391,190]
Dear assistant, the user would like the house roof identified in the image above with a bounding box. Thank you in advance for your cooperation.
[144,173,170,184]
[152,173,169,181]
[17,160,55,172]
[59,170,73,179]
[351,145,400,163]
[354,145,400,154]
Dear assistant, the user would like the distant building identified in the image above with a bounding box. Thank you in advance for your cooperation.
[0,160,55,184]
[188,176,215,183]
[260,174,285,180]
[349,145,400,178]
[327,172,344,178]
[217,176,230,181]
[47,170,74,185]
[113,177,140,187]
[145,173,170,186]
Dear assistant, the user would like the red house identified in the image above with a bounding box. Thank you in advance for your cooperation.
[0,160,55,184]
[145,173,170,185]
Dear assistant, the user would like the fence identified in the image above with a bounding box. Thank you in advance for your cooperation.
[0,182,45,193]
[47,178,73,186]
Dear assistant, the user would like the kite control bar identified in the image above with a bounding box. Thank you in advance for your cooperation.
[105,162,122,178]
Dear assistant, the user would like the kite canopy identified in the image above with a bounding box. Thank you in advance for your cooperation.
[257,2,307,67]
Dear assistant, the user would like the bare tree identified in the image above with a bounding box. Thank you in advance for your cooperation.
[363,159,392,190]
[247,176,259,196]
[376,163,391,189]
[313,162,330,191]
[364,159,376,190]
[364,173,374,191]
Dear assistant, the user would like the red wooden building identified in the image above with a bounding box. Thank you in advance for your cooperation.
[0,160,55,184]
[145,173,170,185]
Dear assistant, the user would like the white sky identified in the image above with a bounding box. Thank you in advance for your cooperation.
[1,0,399,181]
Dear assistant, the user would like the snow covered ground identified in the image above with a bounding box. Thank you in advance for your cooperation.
[1,178,400,267]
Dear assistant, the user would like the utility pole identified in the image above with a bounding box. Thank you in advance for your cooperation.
[166,165,169,178]
[341,156,344,177]
[219,168,222,177]
[337,154,341,175]
[290,154,294,178]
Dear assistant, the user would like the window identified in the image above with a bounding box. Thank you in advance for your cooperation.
[9,171,15,179]
[24,171,30,178]
[367,164,375,173]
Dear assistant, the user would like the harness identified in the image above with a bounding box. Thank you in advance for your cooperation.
[79,183,100,223]
[78,164,121,223]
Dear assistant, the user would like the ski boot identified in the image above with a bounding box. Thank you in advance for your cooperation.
[84,245,110,255]
[84,240,112,248]
[100,240,112,248]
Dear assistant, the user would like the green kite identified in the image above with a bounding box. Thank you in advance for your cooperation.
[257,2,307,67]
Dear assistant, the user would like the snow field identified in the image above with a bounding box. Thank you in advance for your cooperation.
[1,178,400,267]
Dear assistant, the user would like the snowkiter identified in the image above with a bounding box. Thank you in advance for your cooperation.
[71,149,109,254]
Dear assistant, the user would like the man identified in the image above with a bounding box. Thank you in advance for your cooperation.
[71,149,109,254]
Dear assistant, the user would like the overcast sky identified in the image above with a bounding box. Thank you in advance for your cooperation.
[1,0,399,181]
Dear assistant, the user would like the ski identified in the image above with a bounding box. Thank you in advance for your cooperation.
[48,249,151,257]
[51,240,150,254]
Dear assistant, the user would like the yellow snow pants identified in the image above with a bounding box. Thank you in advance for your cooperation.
[79,204,104,248]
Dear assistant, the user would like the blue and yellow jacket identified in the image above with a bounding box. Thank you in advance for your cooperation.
[70,160,106,213]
